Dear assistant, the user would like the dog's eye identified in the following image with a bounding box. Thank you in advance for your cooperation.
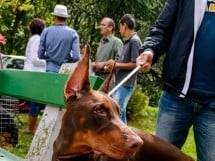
[94,106,107,116]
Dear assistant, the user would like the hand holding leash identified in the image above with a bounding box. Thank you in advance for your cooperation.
[108,51,153,96]
[136,50,153,73]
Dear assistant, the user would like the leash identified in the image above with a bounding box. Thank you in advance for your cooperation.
[107,64,187,98]
[108,65,141,96]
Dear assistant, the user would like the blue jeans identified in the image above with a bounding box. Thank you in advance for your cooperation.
[29,102,45,117]
[156,91,215,161]
[112,86,134,124]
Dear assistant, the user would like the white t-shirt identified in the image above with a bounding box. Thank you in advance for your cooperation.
[24,34,46,72]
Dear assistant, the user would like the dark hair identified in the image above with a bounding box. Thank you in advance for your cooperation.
[119,14,136,29]
[56,16,67,21]
[29,18,46,35]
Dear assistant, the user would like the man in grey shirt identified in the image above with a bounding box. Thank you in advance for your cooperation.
[92,17,123,79]
[38,4,80,73]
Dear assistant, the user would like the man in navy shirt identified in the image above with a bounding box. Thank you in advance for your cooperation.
[137,1,215,161]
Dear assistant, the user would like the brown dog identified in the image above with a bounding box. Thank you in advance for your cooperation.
[52,45,194,161]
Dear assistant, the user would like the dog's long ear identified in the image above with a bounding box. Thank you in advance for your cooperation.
[64,44,91,100]
[99,63,115,94]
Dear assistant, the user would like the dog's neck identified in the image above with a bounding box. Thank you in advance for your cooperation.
[56,152,93,160]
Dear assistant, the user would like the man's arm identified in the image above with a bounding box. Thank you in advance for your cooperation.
[139,0,178,63]
[70,32,80,62]
[114,38,123,60]
[38,29,47,59]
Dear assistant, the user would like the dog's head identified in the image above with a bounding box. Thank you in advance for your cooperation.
[55,44,143,160]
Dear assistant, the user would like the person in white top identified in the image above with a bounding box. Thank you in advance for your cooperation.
[24,18,46,72]
[24,18,46,134]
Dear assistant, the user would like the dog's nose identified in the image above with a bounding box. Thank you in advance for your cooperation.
[127,136,143,150]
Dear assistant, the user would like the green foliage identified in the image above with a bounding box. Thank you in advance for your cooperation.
[0,113,35,158]
[127,86,149,121]
[128,106,157,131]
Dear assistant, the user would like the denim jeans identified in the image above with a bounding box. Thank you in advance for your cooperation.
[112,86,135,124]
[29,102,44,117]
[156,91,215,161]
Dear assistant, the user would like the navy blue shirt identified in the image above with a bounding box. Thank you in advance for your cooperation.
[189,0,215,98]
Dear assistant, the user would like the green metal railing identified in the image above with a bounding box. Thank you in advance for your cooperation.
[0,70,103,107]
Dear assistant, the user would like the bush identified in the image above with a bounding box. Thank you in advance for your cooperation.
[127,86,149,121]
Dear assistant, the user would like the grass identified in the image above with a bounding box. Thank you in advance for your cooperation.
[0,107,196,160]
[0,113,42,158]
[128,107,197,161]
